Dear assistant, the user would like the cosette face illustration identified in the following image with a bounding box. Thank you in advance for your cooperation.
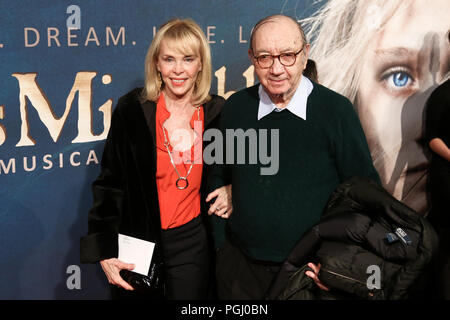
[355,0,450,214]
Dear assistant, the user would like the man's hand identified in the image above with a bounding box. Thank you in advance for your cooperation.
[305,262,330,291]
[206,184,233,218]
[100,258,135,290]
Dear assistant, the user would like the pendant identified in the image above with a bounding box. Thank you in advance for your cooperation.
[176,177,189,190]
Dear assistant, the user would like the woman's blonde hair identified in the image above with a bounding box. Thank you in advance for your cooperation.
[301,0,405,103]
[141,18,212,105]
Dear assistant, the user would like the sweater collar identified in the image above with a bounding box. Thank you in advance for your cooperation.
[257,75,313,121]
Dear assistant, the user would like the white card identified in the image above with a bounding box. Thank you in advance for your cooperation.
[118,234,155,276]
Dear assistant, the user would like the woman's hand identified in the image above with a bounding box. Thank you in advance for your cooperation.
[305,262,330,291]
[100,258,135,290]
[206,184,233,218]
[429,138,450,162]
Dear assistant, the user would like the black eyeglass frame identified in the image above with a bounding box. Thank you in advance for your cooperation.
[253,47,304,69]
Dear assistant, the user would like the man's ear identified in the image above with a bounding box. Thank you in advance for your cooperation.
[248,49,254,63]
[304,43,311,59]
[303,44,311,68]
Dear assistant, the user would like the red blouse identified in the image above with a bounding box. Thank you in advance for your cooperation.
[155,93,204,230]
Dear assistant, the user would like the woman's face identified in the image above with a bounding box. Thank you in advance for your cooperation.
[356,0,450,214]
[157,39,202,101]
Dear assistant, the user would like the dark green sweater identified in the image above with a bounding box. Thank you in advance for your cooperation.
[209,83,380,262]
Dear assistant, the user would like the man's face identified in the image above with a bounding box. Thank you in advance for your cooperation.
[249,18,309,106]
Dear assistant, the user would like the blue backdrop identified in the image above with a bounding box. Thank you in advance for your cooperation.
[0,0,320,299]
[3,0,444,300]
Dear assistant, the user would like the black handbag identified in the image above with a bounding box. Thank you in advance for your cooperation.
[119,262,163,293]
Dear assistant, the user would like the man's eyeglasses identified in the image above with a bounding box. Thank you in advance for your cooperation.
[253,48,304,69]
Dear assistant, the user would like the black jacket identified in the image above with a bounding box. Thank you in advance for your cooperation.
[80,88,224,267]
[267,177,438,300]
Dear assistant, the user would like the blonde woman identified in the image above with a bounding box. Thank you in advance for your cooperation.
[302,0,450,215]
[81,18,231,300]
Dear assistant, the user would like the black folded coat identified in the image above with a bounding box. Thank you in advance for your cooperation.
[266,177,438,300]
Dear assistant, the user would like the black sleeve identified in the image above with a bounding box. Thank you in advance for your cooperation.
[265,227,321,299]
[333,98,381,185]
[80,105,126,263]
[206,102,232,194]
[205,97,233,249]
[425,83,447,143]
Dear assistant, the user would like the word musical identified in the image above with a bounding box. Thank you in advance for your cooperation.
[0,149,99,175]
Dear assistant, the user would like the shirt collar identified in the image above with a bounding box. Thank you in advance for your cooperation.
[257,75,313,121]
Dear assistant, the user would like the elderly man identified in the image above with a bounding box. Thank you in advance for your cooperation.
[207,14,380,299]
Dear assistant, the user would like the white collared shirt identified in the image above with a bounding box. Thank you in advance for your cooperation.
[257,75,313,121]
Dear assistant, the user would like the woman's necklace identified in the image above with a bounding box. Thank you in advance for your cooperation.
[162,106,200,190]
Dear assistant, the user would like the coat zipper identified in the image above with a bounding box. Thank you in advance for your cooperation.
[320,267,367,286]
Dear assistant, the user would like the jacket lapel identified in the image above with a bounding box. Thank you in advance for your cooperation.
[204,95,222,128]
[121,96,161,231]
